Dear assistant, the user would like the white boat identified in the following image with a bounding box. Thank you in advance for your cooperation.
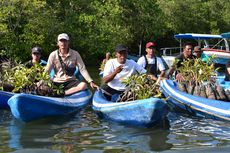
[161,33,230,67]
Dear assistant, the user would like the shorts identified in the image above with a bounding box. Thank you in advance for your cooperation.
[54,79,81,90]
[100,84,124,101]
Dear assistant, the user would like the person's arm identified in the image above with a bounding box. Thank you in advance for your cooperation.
[137,56,145,68]
[159,70,165,78]
[45,53,54,74]
[134,61,147,74]
[227,62,230,75]
[76,51,93,83]
[103,65,123,83]
[157,57,166,78]
[102,59,106,66]
[166,57,180,78]
[75,51,98,89]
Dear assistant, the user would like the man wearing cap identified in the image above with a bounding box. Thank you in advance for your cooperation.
[102,44,147,100]
[25,47,46,68]
[45,33,98,96]
[137,42,166,80]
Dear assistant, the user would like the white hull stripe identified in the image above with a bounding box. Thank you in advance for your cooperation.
[163,80,230,115]
[203,51,230,58]
[93,99,140,108]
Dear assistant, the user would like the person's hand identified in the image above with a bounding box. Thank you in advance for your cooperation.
[176,73,185,82]
[115,65,123,74]
[148,74,157,81]
[90,81,99,90]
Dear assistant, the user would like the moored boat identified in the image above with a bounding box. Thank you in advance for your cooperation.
[8,89,92,122]
[92,90,169,127]
[160,79,230,121]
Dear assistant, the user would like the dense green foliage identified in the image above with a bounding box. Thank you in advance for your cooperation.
[176,56,217,85]
[175,56,229,101]
[117,74,162,102]
[0,62,64,96]
[0,0,230,65]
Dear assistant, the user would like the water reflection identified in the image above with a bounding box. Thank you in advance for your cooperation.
[168,112,230,150]
[3,104,230,152]
[7,112,82,150]
[52,109,173,152]
[2,65,230,152]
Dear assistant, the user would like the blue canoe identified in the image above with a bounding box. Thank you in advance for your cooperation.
[92,90,169,127]
[0,90,15,109]
[7,89,92,122]
[160,79,230,121]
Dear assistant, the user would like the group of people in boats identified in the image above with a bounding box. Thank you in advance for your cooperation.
[2,33,229,99]
[21,33,99,96]
[101,42,230,100]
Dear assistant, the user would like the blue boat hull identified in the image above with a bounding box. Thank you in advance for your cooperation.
[160,79,230,121]
[217,75,230,90]
[0,91,15,109]
[92,90,169,127]
[8,89,92,122]
[99,71,103,77]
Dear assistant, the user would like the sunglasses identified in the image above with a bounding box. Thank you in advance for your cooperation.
[32,52,41,55]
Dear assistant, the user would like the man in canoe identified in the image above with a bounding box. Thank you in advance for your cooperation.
[167,43,196,81]
[45,33,99,96]
[137,41,166,81]
[25,47,47,68]
[101,44,147,100]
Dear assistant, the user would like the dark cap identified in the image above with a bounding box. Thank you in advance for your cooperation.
[115,44,127,52]
[146,42,157,48]
[32,47,42,54]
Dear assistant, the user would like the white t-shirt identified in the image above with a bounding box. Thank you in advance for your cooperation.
[137,56,165,71]
[103,59,147,91]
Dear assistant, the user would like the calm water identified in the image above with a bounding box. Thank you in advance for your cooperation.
[1,67,230,153]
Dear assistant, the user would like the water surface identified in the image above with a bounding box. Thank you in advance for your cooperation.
[1,67,230,153]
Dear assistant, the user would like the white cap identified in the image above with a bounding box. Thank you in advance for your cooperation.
[57,33,69,41]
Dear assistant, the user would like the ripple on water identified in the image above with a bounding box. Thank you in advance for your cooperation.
[168,112,230,149]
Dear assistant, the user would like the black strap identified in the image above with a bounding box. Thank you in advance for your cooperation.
[144,55,158,73]
[155,56,157,73]
[144,55,148,69]
[57,50,67,74]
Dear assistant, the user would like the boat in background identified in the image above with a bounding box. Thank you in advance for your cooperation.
[160,79,230,121]
[92,90,169,127]
[161,33,230,68]
[8,89,92,122]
